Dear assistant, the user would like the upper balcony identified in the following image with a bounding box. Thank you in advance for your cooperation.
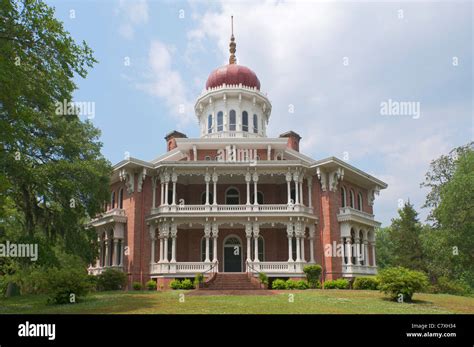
[336,207,380,228]
[90,208,127,227]
[150,203,313,217]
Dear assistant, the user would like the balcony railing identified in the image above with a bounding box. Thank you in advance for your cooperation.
[151,204,314,215]
[337,207,380,227]
[151,261,215,275]
[88,265,123,276]
[342,264,377,276]
[90,208,127,226]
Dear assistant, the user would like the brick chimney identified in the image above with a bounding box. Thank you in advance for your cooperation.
[165,130,187,151]
[279,131,302,152]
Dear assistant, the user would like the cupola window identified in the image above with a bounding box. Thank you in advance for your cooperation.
[217,111,223,131]
[242,111,249,132]
[208,114,213,133]
[253,114,258,133]
[229,110,236,131]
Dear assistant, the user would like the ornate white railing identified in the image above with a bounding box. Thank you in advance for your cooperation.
[248,261,307,274]
[342,264,377,276]
[88,265,123,276]
[150,262,214,275]
[151,204,313,215]
[337,207,380,227]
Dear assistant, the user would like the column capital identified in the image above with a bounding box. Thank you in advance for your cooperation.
[204,172,211,182]
[245,172,252,182]
[245,223,252,237]
[252,172,259,182]
[285,172,292,182]
[252,223,260,237]
[204,223,211,237]
[171,172,178,183]
[286,222,294,237]
[170,223,178,238]
[211,223,219,238]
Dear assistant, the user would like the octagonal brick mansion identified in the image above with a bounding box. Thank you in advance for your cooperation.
[89,27,387,289]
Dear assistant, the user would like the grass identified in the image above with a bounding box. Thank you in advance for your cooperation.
[1,290,473,314]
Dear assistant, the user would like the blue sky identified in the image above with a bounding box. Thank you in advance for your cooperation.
[47,0,472,226]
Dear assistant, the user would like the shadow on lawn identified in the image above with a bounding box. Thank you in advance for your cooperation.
[380,297,433,305]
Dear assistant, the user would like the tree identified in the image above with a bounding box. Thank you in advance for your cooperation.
[388,202,426,272]
[0,0,110,266]
[374,227,394,269]
[431,148,474,286]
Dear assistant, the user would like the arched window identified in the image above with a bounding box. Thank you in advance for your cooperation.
[341,187,347,207]
[251,191,264,205]
[217,111,223,131]
[201,191,213,205]
[225,187,240,205]
[357,192,363,211]
[250,235,265,261]
[350,190,355,208]
[253,114,258,133]
[207,114,213,133]
[242,111,249,132]
[229,110,236,131]
[111,192,115,209]
[118,188,123,209]
[201,237,214,262]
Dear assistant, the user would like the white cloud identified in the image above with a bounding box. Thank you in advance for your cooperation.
[116,0,149,40]
[136,40,194,128]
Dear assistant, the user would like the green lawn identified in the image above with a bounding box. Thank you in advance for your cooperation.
[0,290,473,314]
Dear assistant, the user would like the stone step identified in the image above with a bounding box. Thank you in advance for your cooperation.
[204,273,261,290]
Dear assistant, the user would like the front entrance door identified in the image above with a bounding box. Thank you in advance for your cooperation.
[224,236,242,272]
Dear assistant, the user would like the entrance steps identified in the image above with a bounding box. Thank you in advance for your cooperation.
[204,273,262,290]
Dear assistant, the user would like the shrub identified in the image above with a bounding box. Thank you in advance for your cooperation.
[180,279,194,290]
[377,267,428,302]
[431,277,471,296]
[169,279,182,290]
[132,282,142,291]
[96,269,127,291]
[303,265,322,289]
[323,278,350,289]
[44,267,92,305]
[271,279,287,290]
[286,279,297,289]
[353,277,380,290]
[194,273,204,287]
[146,280,157,291]
[258,272,269,287]
[295,280,309,290]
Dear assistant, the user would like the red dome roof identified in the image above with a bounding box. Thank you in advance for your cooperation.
[206,64,260,90]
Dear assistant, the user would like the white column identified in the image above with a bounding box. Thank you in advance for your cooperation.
[307,178,313,208]
[245,172,251,206]
[341,237,346,265]
[150,227,156,264]
[212,223,218,263]
[204,223,211,262]
[164,173,170,206]
[104,238,109,267]
[160,174,165,206]
[171,173,177,206]
[299,176,304,206]
[309,225,315,263]
[252,172,259,205]
[245,223,252,264]
[296,236,301,262]
[301,228,306,262]
[253,223,260,262]
[163,223,169,263]
[113,239,119,266]
[159,234,164,263]
[354,236,360,265]
[170,223,177,263]
[212,173,218,205]
[346,238,353,265]
[205,173,210,205]
[370,241,375,266]
[287,223,294,262]
[286,172,292,205]
[293,172,300,205]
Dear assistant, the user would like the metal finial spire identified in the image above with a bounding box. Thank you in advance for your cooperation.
[229,16,236,64]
